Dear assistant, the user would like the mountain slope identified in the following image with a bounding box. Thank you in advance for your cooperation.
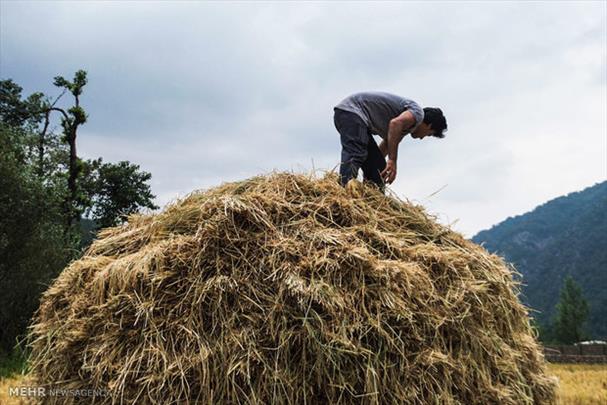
[472,181,607,339]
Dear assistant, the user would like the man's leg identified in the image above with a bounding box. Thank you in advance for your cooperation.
[361,135,387,191]
[333,109,370,186]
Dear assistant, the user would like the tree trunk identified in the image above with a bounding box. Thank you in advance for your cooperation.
[65,127,80,231]
[38,112,50,178]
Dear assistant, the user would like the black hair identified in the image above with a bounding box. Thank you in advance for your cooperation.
[422,107,447,138]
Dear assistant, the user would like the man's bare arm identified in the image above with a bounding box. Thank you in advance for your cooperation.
[378,139,388,158]
[380,111,417,183]
[386,110,416,162]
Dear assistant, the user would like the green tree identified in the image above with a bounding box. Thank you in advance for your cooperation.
[49,70,88,231]
[0,122,68,356]
[82,159,158,229]
[0,80,45,128]
[553,276,589,344]
[0,72,158,359]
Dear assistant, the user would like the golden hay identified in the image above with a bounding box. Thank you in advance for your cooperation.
[548,363,607,405]
[27,172,557,404]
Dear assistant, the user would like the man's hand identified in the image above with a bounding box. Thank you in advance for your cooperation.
[381,159,397,184]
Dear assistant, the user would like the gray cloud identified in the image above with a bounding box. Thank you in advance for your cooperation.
[1,0,605,236]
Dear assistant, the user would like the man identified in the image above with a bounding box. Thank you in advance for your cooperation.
[333,91,447,189]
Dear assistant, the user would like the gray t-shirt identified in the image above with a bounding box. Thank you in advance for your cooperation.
[334,91,424,139]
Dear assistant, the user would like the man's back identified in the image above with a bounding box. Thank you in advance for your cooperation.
[334,91,424,138]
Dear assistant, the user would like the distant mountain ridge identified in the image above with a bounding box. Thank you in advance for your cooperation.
[472,181,607,339]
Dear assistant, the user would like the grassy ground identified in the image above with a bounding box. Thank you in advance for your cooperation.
[548,363,607,405]
[0,349,27,379]
[0,363,605,404]
[0,374,31,405]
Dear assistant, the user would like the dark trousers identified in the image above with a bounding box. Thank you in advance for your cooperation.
[333,108,386,190]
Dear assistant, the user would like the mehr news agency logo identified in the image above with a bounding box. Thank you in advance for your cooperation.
[8,384,111,398]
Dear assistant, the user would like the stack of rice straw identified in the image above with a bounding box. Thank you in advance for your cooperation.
[27,172,558,404]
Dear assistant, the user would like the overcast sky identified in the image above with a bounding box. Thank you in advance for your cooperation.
[1,1,605,237]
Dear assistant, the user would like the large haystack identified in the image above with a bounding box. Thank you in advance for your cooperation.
[28,173,557,404]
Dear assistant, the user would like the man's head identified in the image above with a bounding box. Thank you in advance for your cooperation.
[411,107,447,139]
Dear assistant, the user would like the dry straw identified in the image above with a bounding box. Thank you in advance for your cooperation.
[27,172,558,404]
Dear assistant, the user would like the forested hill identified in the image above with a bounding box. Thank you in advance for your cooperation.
[472,181,607,339]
